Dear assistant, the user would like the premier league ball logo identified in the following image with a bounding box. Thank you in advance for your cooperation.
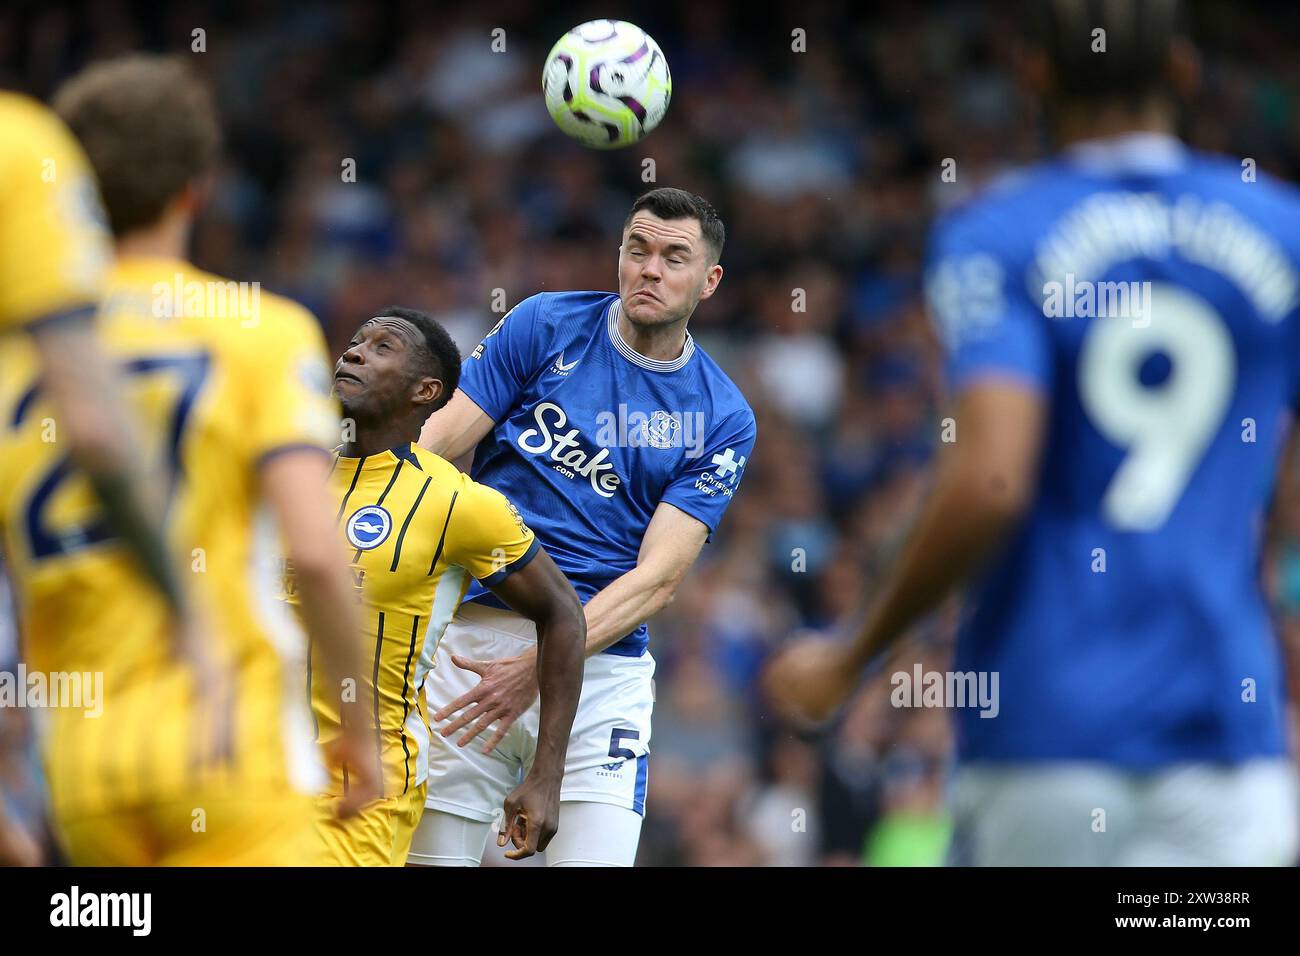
[346,506,392,550]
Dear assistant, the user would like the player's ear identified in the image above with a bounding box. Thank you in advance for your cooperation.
[698,263,723,301]
[416,376,444,411]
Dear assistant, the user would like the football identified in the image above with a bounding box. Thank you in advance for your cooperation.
[542,19,672,149]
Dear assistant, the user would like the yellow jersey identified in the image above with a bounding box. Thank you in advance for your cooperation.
[0,255,340,817]
[282,442,538,800]
[0,93,111,334]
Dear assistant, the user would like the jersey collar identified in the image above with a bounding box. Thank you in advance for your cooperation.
[333,442,423,469]
[607,297,696,374]
[1062,132,1187,175]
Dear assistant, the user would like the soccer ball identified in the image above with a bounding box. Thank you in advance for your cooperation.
[542,19,672,149]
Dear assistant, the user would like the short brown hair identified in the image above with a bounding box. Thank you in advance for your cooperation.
[625,187,725,264]
[53,55,220,236]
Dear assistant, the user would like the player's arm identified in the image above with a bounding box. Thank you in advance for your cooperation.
[764,381,1047,721]
[0,108,191,622]
[478,549,585,859]
[418,296,546,462]
[581,501,708,654]
[260,448,380,816]
[417,388,495,461]
[435,502,707,745]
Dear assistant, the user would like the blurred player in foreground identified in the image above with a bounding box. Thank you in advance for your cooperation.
[410,187,756,866]
[768,0,1300,866]
[284,307,584,865]
[0,70,210,866]
[0,54,380,865]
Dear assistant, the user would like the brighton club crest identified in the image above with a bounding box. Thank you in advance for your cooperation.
[346,505,393,550]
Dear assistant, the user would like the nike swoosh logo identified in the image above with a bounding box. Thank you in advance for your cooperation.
[555,352,579,372]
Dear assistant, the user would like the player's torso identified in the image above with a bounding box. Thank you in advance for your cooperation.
[471,295,709,592]
[0,258,315,808]
[285,445,465,797]
[944,143,1300,763]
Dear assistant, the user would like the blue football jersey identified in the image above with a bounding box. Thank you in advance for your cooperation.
[456,290,756,655]
[925,133,1300,766]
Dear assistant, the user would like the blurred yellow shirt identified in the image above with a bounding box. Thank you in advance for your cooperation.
[0,254,339,818]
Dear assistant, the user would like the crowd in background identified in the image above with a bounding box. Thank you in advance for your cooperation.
[4,0,1300,865]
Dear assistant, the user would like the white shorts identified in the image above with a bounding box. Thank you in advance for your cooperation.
[948,759,1300,866]
[422,604,654,825]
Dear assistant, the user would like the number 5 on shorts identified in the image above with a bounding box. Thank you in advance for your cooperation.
[608,728,639,762]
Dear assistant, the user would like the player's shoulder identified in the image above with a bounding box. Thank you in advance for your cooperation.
[412,447,502,507]
[520,289,618,332]
[187,268,324,349]
[410,444,462,483]
[0,93,80,163]
[930,160,1071,253]
[687,342,756,436]
[437,457,531,531]
[1185,148,1300,226]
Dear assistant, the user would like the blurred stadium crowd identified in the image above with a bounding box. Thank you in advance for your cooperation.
[4,0,1300,865]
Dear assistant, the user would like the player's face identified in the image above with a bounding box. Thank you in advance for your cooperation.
[618,212,722,327]
[334,317,428,420]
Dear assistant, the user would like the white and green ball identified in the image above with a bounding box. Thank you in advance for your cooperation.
[542,19,672,149]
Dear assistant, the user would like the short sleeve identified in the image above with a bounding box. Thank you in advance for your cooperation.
[0,101,112,333]
[244,302,340,466]
[458,295,546,422]
[660,409,756,538]
[924,211,1051,394]
[444,479,540,586]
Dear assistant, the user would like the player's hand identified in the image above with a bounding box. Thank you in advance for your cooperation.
[497,773,560,861]
[325,722,382,819]
[0,813,42,867]
[173,611,236,769]
[434,651,539,754]
[762,633,859,725]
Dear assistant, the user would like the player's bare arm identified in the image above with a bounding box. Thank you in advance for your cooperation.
[417,388,495,461]
[466,547,585,859]
[435,500,708,747]
[260,448,381,817]
[765,381,1048,723]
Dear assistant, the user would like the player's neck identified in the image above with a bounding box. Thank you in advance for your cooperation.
[1055,100,1177,148]
[617,311,688,363]
[115,211,190,263]
[341,419,419,460]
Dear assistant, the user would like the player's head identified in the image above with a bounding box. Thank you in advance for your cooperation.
[619,187,725,329]
[52,54,220,238]
[1023,0,1197,127]
[334,307,461,427]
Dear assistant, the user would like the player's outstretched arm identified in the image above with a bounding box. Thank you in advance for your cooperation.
[477,548,585,859]
[260,448,381,817]
[435,502,706,749]
[765,381,1047,723]
[416,388,495,462]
